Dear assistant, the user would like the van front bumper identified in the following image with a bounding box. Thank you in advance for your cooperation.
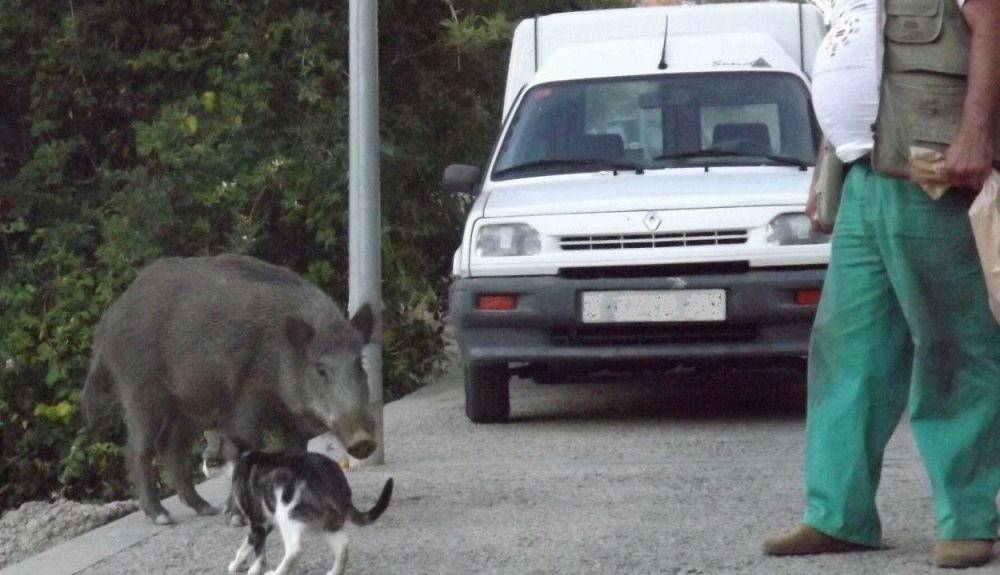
[449,267,825,369]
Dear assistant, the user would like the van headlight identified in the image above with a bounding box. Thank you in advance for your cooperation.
[766,214,831,246]
[476,224,542,257]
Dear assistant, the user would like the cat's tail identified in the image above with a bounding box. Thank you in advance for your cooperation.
[349,478,393,526]
[81,353,120,436]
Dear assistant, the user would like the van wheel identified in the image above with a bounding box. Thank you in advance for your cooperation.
[464,362,510,423]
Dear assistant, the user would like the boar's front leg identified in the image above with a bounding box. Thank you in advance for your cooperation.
[160,416,220,516]
[221,395,266,449]
[220,397,266,526]
[281,422,312,453]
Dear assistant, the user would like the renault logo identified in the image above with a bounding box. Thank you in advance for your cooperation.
[643,211,662,231]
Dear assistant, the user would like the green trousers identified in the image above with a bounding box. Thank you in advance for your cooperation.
[803,163,1000,546]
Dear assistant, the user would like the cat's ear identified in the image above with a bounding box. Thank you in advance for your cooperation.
[204,430,221,445]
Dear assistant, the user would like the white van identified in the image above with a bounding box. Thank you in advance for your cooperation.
[445,3,830,422]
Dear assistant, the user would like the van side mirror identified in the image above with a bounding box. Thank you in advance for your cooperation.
[442,164,482,194]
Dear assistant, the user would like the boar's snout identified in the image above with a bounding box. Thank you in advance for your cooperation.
[332,407,377,459]
[346,435,377,459]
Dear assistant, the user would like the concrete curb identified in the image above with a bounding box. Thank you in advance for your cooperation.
[0,476,231,575]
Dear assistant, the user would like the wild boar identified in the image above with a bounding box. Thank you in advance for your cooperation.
[82,254,376,524]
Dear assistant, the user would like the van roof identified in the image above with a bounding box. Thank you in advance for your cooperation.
[533,32,805,85]
[503,3,826,118]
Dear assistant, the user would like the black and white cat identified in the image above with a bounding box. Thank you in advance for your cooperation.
[202,431,393,575]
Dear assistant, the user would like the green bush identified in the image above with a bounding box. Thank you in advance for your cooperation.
[0,0,628,511]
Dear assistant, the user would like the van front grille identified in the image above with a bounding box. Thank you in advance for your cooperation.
[559,261,749,279]
[560,230,748,251]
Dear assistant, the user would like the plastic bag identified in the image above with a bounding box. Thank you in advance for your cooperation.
[969,170,1000,323]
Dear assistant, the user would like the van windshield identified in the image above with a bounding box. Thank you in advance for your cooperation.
[492,72,817,180]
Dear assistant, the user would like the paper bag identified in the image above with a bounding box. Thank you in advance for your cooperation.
[969,171,1000,323]
[908,146,951,200]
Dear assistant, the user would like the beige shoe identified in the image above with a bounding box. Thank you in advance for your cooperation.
[932,539,994,569]
[763,524,877,556]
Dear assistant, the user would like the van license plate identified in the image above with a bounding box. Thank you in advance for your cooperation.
[581,290,726,323]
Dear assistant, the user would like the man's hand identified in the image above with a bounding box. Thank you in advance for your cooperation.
[946,120,994,191]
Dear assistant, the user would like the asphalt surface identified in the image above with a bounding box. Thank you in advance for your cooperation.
[5,365,999,574]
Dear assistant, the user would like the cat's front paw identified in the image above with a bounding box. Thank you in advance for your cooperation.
[247,562,266,575]
[227,555,251,574]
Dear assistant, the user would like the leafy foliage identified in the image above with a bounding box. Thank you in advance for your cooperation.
[0,0,629,510]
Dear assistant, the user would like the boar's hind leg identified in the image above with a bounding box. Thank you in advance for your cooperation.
[161,417,220,516]
[125,415,172,524]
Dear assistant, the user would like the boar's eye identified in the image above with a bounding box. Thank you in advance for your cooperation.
[315,364,329,378]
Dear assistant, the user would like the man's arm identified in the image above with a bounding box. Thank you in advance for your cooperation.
[946,0,1000,190]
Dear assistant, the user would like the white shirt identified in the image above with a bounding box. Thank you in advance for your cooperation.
[811,0,967,163]
[811,0,880,162]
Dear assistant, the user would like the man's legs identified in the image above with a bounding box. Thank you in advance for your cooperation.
[766,166,1000,565]
[873,174,1000,546]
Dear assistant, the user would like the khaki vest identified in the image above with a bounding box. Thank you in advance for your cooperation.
[872,0,1000,179]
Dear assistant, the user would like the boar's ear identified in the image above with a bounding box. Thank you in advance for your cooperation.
[284,314,315,350]
[350,303,375,344]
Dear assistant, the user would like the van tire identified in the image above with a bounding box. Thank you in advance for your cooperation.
[465,362,510,423]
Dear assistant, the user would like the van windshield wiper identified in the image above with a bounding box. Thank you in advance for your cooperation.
[654,149,811,169]
[492,157,645,179]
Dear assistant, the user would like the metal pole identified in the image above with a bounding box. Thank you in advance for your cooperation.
[349,0,384,465]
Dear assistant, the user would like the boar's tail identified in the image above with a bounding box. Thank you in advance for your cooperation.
[82,354,119,435]
[349,478,393,526]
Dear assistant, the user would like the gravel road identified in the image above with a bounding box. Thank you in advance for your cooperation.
[11,365,996,575]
